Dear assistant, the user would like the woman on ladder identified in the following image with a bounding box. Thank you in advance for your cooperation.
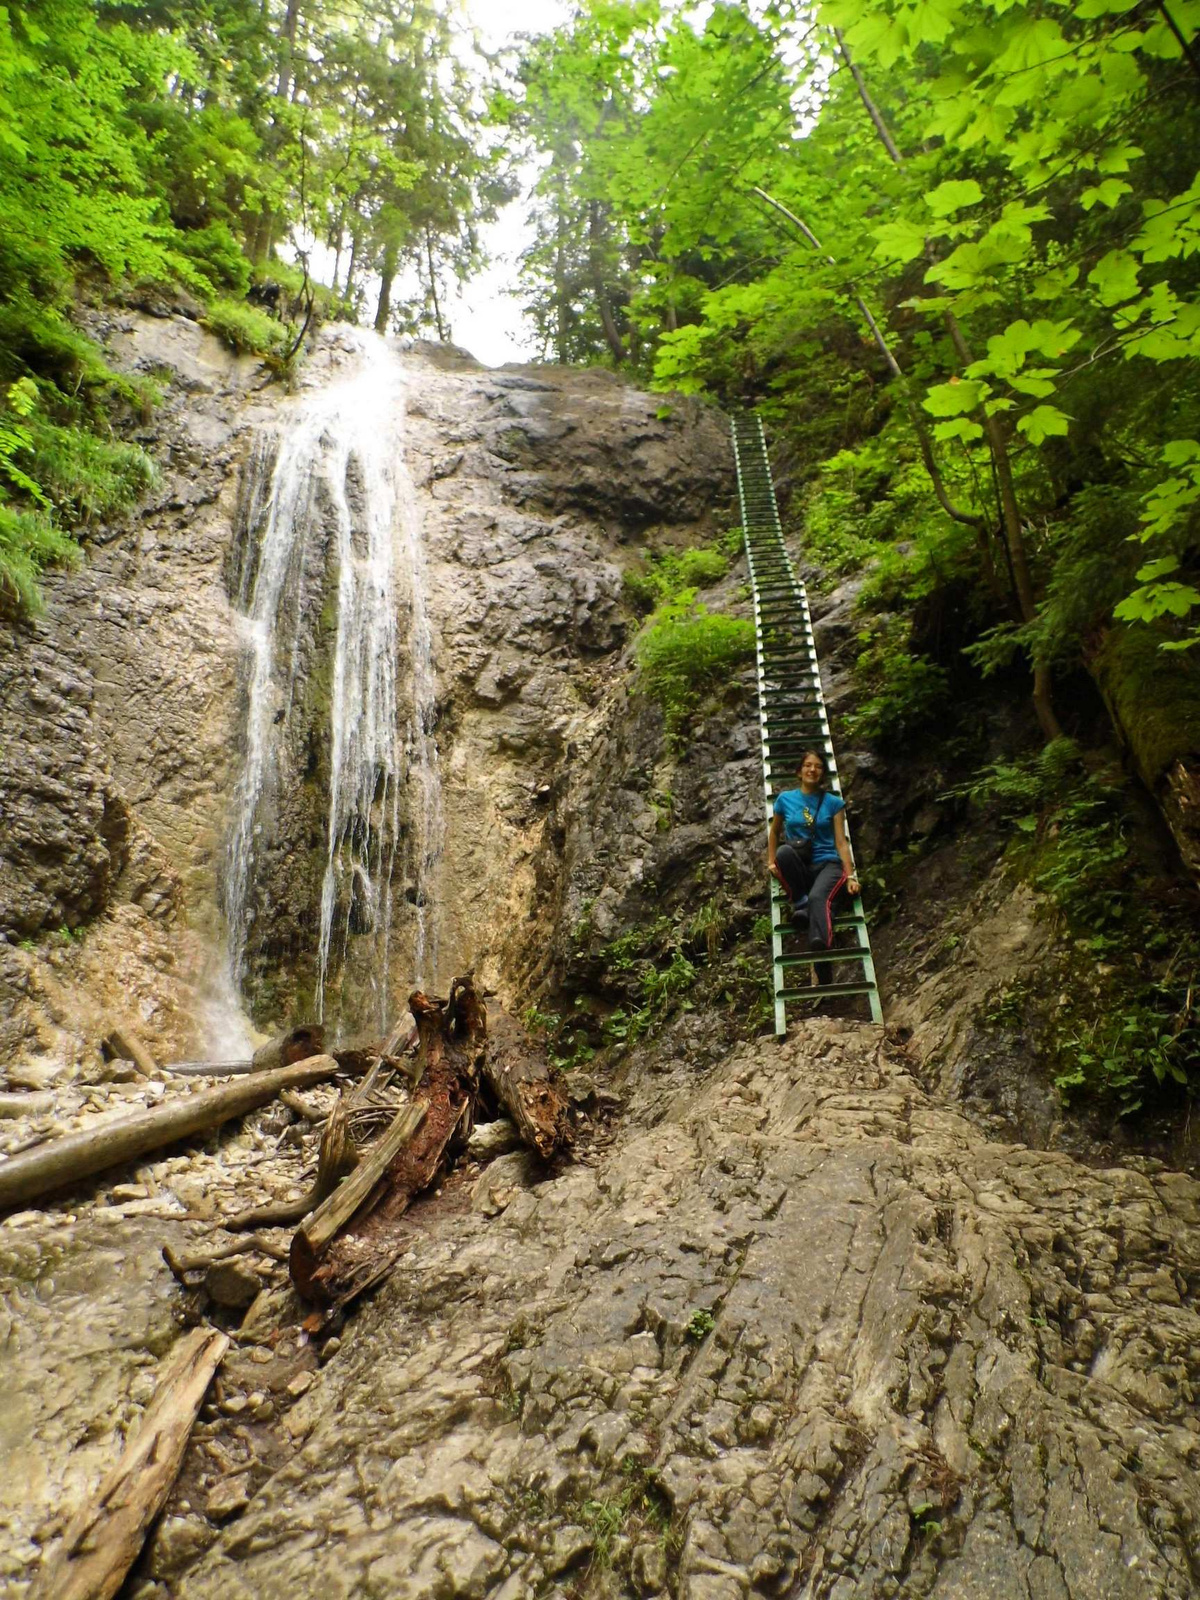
[767,749,860,986]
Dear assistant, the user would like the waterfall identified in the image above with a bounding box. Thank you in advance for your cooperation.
[221,329,442,1032]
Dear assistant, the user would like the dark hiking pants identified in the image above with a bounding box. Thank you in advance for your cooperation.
[775,845,848,987]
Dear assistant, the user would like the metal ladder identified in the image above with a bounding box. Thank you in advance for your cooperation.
[731,412,883,1033]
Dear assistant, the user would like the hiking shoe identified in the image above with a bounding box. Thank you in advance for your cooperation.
[791,896,809,926]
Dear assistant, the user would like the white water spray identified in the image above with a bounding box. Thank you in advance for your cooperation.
[222,329,443,1031]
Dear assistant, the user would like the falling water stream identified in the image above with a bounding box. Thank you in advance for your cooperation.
[221,329,442,1033]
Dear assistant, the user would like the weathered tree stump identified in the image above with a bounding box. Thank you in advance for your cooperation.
[484,1009,574,1160]
[290,976,488,1307]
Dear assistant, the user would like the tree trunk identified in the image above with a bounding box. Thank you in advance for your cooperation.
[426,228,447,342]
[375,240,398,334]
[589,201,627,364]
[27,1327,228,1600]
[276,0,301,101]
[0,1056,341,1211]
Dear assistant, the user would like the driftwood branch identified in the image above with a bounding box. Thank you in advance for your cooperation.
[289,1100,426,1292]
[225,1092,361,1231]
[0,1056,341,1211]
[27,1326,228,1600]
[163,1234,290,1281]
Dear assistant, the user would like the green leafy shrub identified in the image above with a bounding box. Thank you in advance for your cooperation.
[178,222,251,296]
[0,376,152,609]
[844,627,951,747]
[624,540,729,614]
[203,297,290,359]
[636,592,754,737]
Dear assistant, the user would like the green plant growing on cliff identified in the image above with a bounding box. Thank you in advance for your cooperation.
[636,592,754,740]
[685,1307,715,1341]
[203,298,292,360]
[624,541,729,614]
[961,743,1200,1110]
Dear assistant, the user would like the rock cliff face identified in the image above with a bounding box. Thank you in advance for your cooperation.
[0,320,731,1061]
[3,318,1200,1600]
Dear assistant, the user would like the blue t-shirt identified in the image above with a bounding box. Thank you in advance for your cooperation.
[773,788,845,865]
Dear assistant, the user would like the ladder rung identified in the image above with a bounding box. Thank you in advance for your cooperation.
[775,915,867,931]
[779,981,879,1000]
[776,948,869,968]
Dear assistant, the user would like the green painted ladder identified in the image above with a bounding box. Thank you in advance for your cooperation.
[731,412,883,1033]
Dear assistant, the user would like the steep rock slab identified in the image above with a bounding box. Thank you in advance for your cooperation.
[169,1020,1200,1600]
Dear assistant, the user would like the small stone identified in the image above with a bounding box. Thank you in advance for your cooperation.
[284,1410,312,1441]
[205,1473,252,1523]
[147,1515,212,1579]
[468,1118,522,1160]
[204,1259,262,1309]
[218,1394,248,1417]
[318,1337,341,1364]
[250,1397,275,1423]
[548,1526,593,1576]
[632,1542,668,1596]
[111,1184,148,1201]
[287,1371,314,1398]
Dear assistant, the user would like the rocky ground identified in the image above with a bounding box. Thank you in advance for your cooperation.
[5,1017,1200,1599]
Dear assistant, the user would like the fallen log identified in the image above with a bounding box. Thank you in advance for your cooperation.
[27,1326,228,1600]
[162,1040,364,1079]
[291,976,487,1307]
[0,1056,341,1212]
[250,1025,325,1072]
[101,1022,159,1079]
[158,1059,256,1077]
[484,1009,574,1160]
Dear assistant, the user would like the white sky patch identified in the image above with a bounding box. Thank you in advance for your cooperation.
[449,0,569,365]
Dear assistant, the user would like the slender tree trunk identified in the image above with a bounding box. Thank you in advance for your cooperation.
[426,227,447,341]
[375,240,398,334]
[554,199,569,362]
[331,217,344,294]
[276,0,301,101]
[346,230,360,300]
[588,201,627,364]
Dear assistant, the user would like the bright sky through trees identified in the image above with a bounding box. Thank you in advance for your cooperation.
[453,0,568,363]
